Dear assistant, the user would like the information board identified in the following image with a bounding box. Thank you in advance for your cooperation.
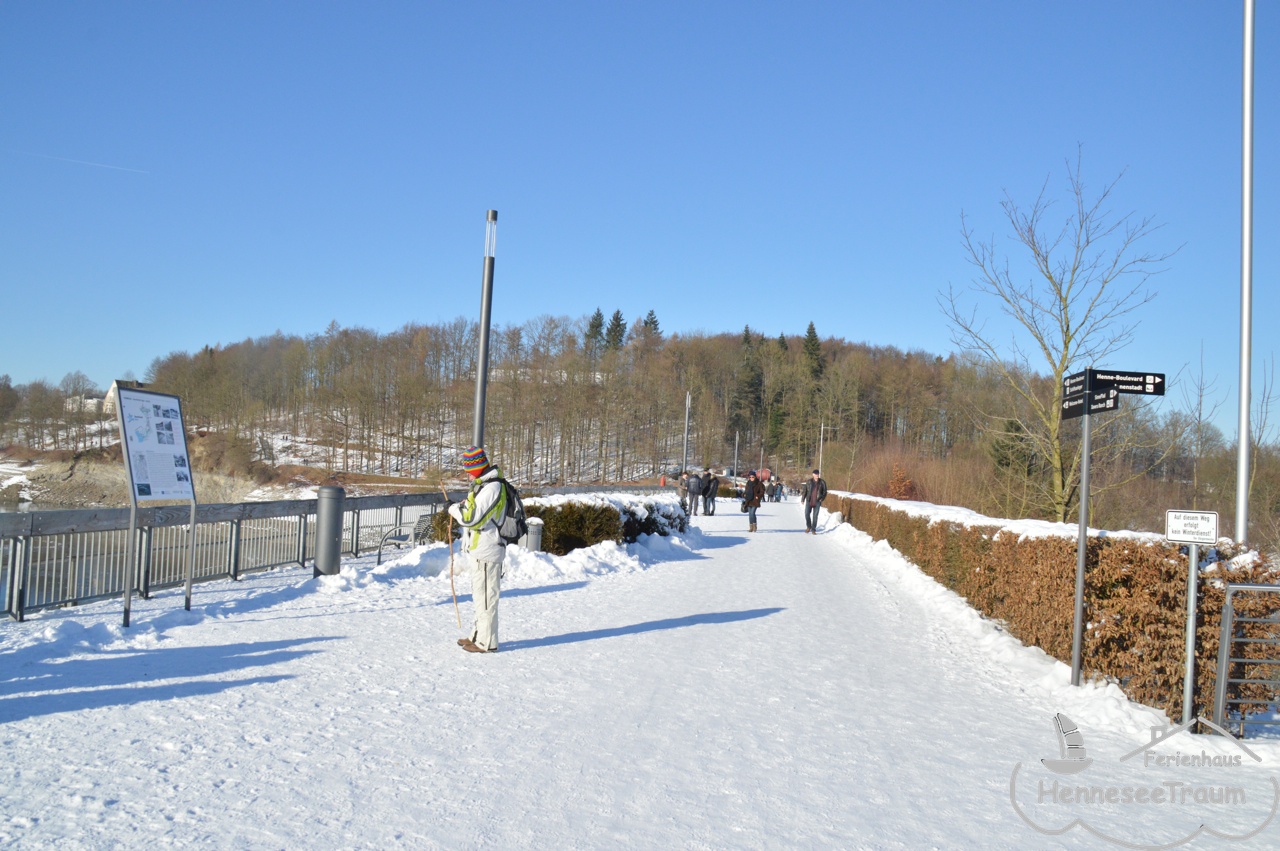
[116,387,196,503]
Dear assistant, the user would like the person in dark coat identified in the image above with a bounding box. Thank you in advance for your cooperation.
[703,468,719,516]
[800,468,828,534]
[686,468,704,516]
[743,470,765,532]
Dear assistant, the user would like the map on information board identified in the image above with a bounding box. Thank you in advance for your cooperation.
[116,386,196,503]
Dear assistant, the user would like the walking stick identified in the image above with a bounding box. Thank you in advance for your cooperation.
[442,485,461,630]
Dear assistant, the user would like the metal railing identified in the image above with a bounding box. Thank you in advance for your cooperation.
[1,493,442,621]
[2,484,667,622]
[1212,582,1280,734]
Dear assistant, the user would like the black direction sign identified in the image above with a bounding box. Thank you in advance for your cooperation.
[1089,388,1120,414]
[1090,371,1165,396]
[1063,370,1089,395]
[1062,391,1087,420]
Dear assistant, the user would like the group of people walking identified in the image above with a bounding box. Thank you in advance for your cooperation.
[677,467,828,534]
[677,468,721,516]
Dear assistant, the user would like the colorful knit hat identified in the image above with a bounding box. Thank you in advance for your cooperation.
[462,446,489,476]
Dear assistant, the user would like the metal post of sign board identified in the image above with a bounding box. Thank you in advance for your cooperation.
[1237,0,1255,545]
[1166,509,1219,723]
[1070,407,1093,687]
[1182,542,1200,724]
[115,386,199,627]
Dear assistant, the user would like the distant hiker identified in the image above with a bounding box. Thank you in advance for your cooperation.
[686,468,704,516]
[743,470,765,532]
[448,446,508,653]
[677,471,690,514]
[703,468,719,516]
[801,469,828,534]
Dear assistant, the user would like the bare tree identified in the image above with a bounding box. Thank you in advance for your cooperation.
[942,152,1175,520]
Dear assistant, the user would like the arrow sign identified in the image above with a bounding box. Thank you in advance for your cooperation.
[1063,370,1088,391]
[1090,371,1165,396]
[1062,391,1087,420]
[1088,388,1120,414]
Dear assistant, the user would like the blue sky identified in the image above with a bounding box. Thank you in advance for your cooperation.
[1,2,1274,436]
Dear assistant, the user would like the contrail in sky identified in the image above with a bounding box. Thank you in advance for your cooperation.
[10,150,150,174]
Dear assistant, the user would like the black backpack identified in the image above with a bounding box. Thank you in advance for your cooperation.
[495,479,528,545]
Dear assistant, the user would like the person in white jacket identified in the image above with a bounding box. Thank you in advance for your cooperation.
[448,446,508,653]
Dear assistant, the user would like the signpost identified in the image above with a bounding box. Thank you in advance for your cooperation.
[1166,510,1219,723]
[115,386,198,627]
[1066,368,1166,686]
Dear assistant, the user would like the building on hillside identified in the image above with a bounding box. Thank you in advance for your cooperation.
[63,393,106,414]
[102,380,145,417]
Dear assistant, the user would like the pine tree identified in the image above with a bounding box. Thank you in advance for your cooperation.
[642,310,661,337]
[803,322,824,380]
[777,333,788,352]
[585,308,605,356]
[604,310,627,351]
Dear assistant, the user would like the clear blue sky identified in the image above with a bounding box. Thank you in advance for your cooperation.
[1,2,1275,436]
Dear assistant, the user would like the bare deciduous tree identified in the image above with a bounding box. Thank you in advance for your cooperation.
[941,152,1175,520]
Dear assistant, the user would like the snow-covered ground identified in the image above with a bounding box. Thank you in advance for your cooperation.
[3,495,1278,849]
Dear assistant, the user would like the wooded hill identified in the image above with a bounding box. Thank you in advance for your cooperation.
[3,311,1277,552]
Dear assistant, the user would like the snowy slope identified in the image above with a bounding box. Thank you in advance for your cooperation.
[2,496,1277,849]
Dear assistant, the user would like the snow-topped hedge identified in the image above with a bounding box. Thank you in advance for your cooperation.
[432,491,686,557]
[835,493,1280,725]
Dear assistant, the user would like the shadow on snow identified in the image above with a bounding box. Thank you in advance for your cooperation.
[500,607,784,652]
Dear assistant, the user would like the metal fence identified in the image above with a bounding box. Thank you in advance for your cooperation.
[1,493,443,621]
[1213,582,1280,734]
[2,484,665,622]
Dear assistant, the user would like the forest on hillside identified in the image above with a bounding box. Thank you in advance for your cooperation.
[3,309,1278,552]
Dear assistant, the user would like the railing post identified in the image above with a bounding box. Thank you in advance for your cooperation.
[139,526,154,599]
[297,512,309,568]
[12,536,29,622]
[1213,587,1238,727]
[228,519,242,580]
[349,506,360,556]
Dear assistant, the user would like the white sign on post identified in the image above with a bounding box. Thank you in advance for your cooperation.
[1165,510,1219,545]
[117,387,195,502]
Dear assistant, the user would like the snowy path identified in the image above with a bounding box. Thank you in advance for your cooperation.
[3,496,1278,849]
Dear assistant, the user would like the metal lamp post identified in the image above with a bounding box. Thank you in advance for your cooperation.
[473,210,498,448]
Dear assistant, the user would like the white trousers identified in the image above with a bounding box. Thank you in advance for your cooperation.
[469,559,502,651]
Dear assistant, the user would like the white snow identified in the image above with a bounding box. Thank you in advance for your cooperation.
[3,495,1278,849]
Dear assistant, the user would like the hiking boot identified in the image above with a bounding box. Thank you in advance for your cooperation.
[457,637,475,647]
[461,640,496,653]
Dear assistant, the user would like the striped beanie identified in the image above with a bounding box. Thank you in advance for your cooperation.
[462,446,489,476]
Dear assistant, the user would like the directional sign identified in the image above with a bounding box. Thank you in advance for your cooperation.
[1166,510,1219,545]
[1088,388,1120,414]
[1090,371,1165,396]
[1062,391,1087,420]
[1063,370,1088,394]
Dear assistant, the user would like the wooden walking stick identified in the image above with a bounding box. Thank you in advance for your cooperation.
[442,485,461,629]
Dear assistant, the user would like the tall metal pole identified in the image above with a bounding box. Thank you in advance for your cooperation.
[818,421,825,472]
[473,210,498,448]
[733,431,739,479]
[1071,411,1093,686]
[682,391,691,472]
[1236,0,1255,543]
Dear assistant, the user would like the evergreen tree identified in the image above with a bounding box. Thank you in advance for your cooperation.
[642,310,661,337]
[777,333,788,352]
[726,327,763,444]
[585,308,605,354]
[803,322,824,380]
[604,310,627,351]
